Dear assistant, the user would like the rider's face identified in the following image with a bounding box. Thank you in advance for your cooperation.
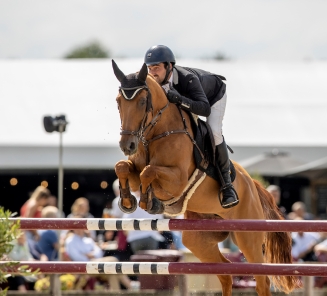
[147,63,168,85]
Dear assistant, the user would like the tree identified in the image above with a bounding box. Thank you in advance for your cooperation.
[213,51,230,61]
[64,41,110,59]
[0,208,36,295]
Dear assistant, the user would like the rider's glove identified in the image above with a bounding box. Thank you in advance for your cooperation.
[167,89,182,104]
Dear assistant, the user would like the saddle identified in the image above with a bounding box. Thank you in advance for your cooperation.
[189,113,236,183]
[162,112,236,216]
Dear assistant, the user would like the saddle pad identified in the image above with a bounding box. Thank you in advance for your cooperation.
[162,169,206,217]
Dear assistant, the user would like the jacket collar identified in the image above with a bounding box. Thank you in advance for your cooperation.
[172,67,179,85]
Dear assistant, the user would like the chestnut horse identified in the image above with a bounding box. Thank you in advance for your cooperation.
[112,60,299,295]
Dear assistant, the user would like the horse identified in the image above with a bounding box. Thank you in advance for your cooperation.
[111,60,299,296]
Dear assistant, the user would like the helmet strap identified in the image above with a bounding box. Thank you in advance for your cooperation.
[162,63,172,85]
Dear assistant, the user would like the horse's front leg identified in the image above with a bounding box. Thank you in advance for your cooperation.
[139,165,185,213]
[115,159,140,213]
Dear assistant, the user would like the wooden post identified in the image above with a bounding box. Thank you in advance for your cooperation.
[49,274,61,296]
[303,276,314,296]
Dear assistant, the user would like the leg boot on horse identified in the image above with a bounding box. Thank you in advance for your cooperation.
[216,138,239,208]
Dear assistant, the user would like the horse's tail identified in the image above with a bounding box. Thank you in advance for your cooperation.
[253,179,301,294]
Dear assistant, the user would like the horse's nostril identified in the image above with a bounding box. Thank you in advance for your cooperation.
[130,142,136,151]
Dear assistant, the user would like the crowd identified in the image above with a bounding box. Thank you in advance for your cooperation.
[3,182,186,292]
[3,181,327,291]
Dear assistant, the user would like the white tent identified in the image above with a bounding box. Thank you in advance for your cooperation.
[1,59,326,172]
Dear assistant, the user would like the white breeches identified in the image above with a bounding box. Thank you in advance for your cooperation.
[207,92,227,146]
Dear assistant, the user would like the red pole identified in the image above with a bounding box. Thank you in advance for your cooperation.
[9,218,327,232]
[3,261,327,276]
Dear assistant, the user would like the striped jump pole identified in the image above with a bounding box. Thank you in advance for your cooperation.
[7,218,327,232]
[2,261,327,277]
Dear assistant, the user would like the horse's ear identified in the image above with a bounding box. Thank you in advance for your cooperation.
[112,59,125,82]
[138,63,148,83]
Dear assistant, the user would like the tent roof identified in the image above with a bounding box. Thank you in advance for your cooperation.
[0,59,326,171]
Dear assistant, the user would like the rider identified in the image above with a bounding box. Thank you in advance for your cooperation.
[144,45,239,209]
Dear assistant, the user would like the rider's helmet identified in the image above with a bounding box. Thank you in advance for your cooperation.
[144,45,175,84]
[144,45,176,66]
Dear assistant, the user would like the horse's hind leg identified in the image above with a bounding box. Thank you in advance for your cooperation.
[182,212,233,296]
[233,231,271,296]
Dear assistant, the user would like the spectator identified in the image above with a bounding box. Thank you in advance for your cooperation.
[47,195,65,217]
[266,185,287,218]
[65,229,103,261]
[314,233,327,258]
[20,186,51,243]
[7,232,35,291]
[67,197,96,239]
[65,228,131,291]
[288,201,315,220]
[20,186,51,218]
[67,197,94,219]
[106,179,133,262]
[291,218,320,262]
[36,206,59,261]
[123,191,165,253]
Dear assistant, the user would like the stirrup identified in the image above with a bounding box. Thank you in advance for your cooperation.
[219,185,239,209]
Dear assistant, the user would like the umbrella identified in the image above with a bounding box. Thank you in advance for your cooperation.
[239,149,306,177]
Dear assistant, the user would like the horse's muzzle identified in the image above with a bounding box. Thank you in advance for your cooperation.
[119,136,139,155]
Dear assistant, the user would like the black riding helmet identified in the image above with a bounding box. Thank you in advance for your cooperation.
[144,45,175,84]
[144,45,176,66]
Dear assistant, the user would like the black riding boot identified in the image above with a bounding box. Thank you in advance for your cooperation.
[216,140,239,208]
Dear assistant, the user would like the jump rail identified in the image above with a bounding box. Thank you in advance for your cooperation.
[2,261,327,276]
[7,218,327,232]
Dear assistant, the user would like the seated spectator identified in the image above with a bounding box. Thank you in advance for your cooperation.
[47,195,65,217]
[314,233,327,258]
[266,185,287,218]
[36,206,59,261]
[65,229,103,261]
[288,201,315,220]
[291,219,320,262]
[67,197,94,219]
[64,228,132,291]
[123,191,165,253]
[67,198,96,239]
[7,231,36,291]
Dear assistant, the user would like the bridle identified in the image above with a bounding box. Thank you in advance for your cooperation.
[119,82,203,166]
[119,84,151,135]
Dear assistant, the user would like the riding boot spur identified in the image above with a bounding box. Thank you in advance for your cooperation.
[215,139,239,208]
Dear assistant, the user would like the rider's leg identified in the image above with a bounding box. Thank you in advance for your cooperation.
[207,93,239,208]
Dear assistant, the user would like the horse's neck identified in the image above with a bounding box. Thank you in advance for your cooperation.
[146,77,187,135]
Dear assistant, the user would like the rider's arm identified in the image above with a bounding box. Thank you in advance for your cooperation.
[167,76,211,117]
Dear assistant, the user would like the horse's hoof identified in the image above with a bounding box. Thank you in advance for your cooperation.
[118,195,137,213]
[147,198,165,214]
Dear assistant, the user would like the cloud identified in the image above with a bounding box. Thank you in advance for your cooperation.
[0,0,326,60]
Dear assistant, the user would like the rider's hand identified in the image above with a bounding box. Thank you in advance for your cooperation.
[167,89,182,104]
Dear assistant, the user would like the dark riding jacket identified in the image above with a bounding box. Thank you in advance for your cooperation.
[172,65,226,117]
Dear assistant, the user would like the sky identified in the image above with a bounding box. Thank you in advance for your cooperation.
[0,0,326,60]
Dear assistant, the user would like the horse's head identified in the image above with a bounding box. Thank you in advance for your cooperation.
[112,60,152,156]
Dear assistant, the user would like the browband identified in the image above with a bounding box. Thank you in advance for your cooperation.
[119,86,148,100]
